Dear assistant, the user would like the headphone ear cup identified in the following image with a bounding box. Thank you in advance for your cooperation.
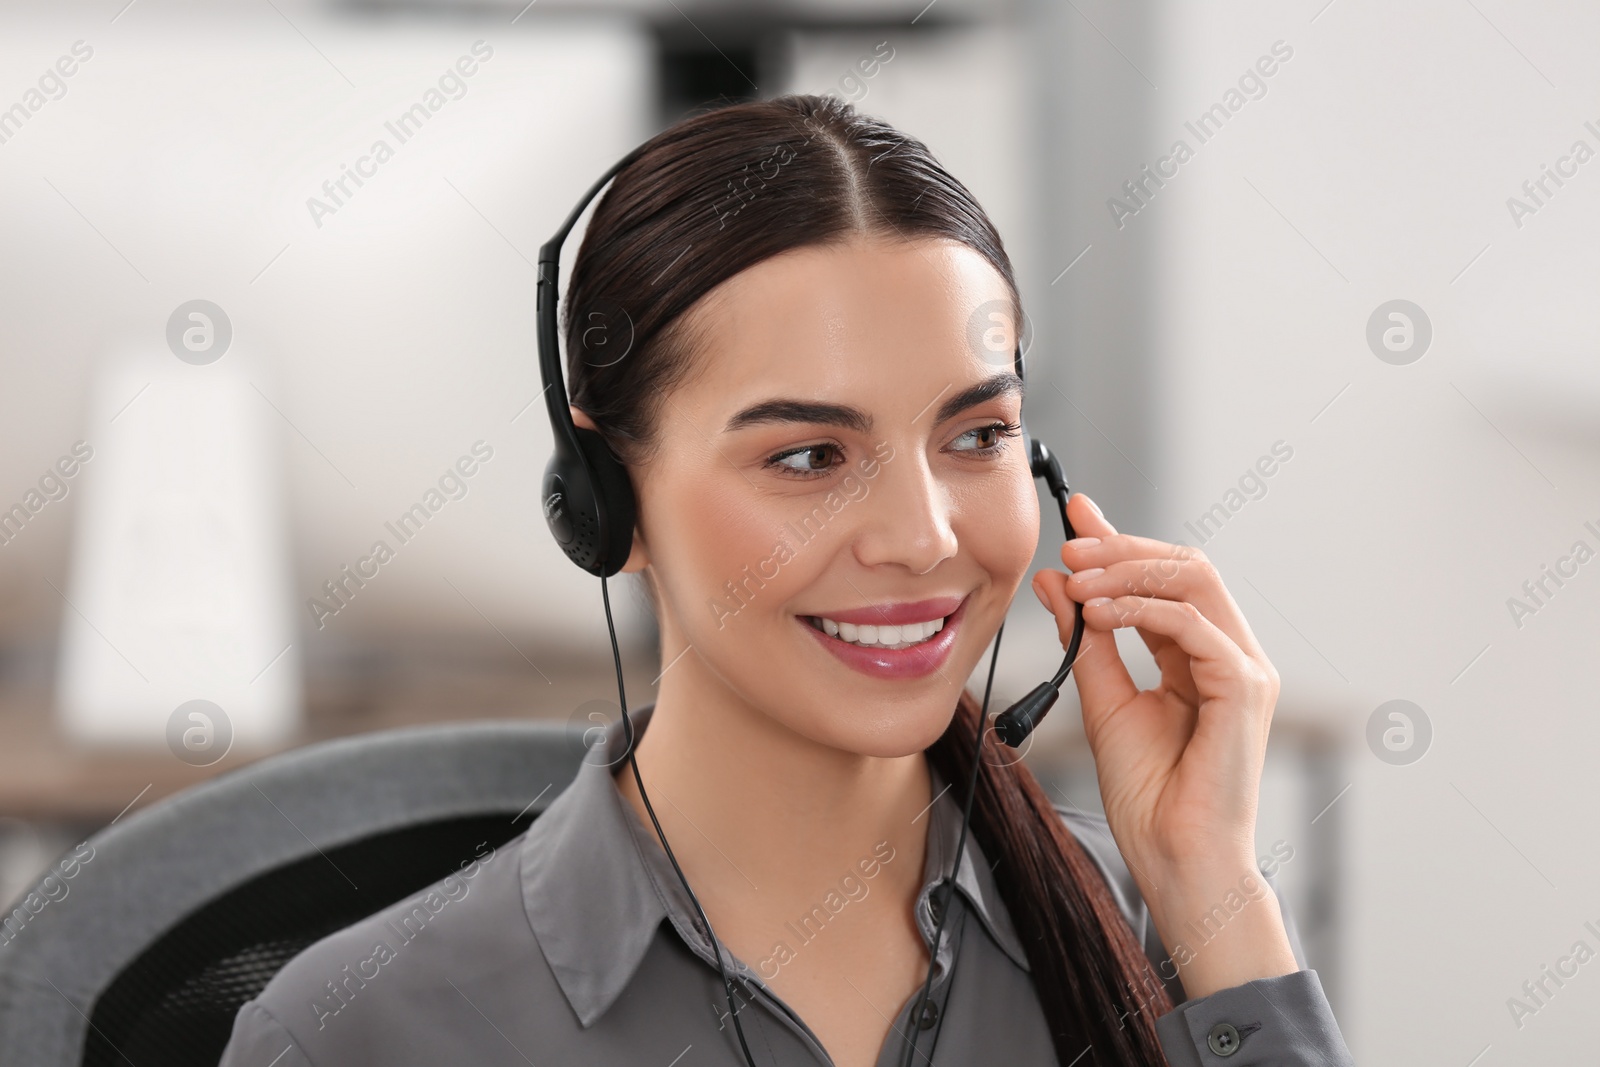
[541,426,636,578]
[576,426,637,576]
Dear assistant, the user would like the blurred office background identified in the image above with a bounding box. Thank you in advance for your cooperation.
[2,0,1598,1061]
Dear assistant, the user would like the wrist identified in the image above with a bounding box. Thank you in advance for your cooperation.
[1144,863,1299,1001]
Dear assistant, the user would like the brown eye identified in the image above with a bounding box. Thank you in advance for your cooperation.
[949,421,1019,455]
[771,443,840,474]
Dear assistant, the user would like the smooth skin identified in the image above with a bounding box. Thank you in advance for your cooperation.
[581,233,1294,1067]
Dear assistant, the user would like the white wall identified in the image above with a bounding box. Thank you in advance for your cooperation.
[0,8,657,664]
[1072,1,1600,1060]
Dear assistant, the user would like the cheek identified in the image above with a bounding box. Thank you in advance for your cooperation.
[954,470,1040,591]
[639,468,814,631]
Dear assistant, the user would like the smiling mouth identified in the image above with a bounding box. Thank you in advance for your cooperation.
[802,614,951,651]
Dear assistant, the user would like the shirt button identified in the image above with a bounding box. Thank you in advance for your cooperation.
[915,998,940,1030]
[1206,1022,1241,1057]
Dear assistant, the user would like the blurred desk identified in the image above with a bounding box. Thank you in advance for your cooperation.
[0,635,661,822]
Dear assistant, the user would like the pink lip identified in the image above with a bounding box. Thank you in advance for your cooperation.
[804,596,965,627]
[800,595,968,681]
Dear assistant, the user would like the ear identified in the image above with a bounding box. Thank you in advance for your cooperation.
[570,405,650,574]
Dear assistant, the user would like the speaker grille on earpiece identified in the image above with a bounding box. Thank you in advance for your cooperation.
[567,511,598,568]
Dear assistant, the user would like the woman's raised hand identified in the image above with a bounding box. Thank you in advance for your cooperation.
[1030,492,1299,998]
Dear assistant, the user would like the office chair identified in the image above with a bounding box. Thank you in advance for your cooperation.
[0,720,584,1067]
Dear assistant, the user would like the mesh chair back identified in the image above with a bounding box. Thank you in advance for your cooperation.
[0,720,583,1067]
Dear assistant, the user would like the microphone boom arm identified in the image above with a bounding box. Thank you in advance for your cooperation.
[992,441,1088,748]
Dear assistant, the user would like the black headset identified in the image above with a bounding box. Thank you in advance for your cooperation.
[537,142,1088,1067]
[537,147,646,580]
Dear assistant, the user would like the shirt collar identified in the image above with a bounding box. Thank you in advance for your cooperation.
[519,704,1031,1029]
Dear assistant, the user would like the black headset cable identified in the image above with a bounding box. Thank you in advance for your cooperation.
[601,576,762,1067]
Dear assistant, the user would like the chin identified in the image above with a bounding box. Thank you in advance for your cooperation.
[773,690,962,760]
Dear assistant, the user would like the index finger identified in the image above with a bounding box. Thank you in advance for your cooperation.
[1060,534,1266,662]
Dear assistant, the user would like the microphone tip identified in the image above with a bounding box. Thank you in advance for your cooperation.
[992,681,1060,748]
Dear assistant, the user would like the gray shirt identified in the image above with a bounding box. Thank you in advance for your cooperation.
[220,706,1353,1066]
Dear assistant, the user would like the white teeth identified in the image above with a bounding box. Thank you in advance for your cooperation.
[809,614,950,649]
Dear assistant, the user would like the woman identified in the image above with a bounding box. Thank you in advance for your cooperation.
[221,94,1352,1066]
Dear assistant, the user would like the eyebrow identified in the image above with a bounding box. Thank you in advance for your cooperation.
[723,372,1025,434]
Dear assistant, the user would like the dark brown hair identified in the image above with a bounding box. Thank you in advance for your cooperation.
[564,93,1173,1066]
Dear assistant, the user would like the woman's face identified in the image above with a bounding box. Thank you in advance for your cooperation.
[624,234,1040,758]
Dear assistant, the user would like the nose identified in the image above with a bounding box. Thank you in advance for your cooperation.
[850,451,958,575]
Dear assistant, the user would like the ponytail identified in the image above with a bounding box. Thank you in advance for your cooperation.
[925,691,1173,1066]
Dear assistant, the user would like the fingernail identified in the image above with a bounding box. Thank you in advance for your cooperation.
[1070,567,1104,582]
[1085,596,1113,608]
[1031,577,1048,608]
[1065,537,1100,550]
[1085,494,1104,518]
